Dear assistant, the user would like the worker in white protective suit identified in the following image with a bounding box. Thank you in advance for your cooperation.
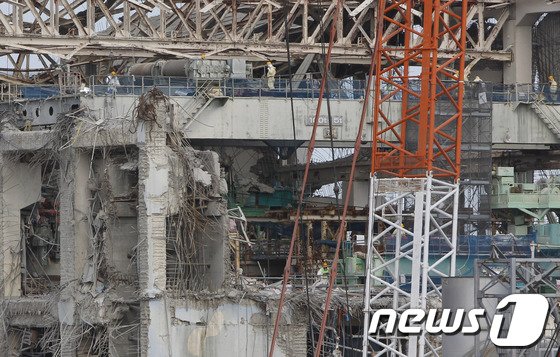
[311,261,330,291]
[266,61,276,89]
[473,76,487,104]
[550,75,558,103]
[106,69,120,94]
[79,81,91,95]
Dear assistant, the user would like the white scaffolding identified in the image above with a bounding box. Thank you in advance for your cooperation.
[362,173,459,356]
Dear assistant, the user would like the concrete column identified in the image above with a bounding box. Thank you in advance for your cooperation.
[0,155,41,298]
[197,151,228,291]
[136,102,170,357]
[502,0,560,85]
[201,215,228,291]
[58,149,91,357]
[503,19,532,85]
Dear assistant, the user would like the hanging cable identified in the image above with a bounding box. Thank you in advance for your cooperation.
[283,0,315,354]
[314,2,384,350]
[316,0,354,351]
[268,0,343,354]
[283,0,297,143]
[314,50,376,357]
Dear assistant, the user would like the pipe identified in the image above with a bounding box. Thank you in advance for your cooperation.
[128,62,157,76]
[161,59,190,77]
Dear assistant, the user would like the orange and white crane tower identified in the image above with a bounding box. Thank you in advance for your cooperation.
[363,0,467,355]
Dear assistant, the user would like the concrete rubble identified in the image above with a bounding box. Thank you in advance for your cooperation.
[0,108,365,356]
[0,87,364,357]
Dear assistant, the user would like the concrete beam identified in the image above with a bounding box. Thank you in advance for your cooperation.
[0,130,53,151]
[5,95,559,151]
[292,54,315,88]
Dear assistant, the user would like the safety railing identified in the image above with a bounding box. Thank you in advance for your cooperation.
[85,75,371,100]
[491,82,560,104]
[2,76,560,105]
[384,233,536,256]
[0,82,80,103]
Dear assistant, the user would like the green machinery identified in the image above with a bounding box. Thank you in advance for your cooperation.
[492,166,560,236]
[336,241,365,285]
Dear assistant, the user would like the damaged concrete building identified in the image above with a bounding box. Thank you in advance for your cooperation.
[2,0,560,356]
[0,88,310,356]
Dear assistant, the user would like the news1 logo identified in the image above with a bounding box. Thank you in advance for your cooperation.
[369,294,549,348]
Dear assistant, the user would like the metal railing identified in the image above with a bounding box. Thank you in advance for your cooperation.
[0,82,82,103]
[384,233,536,256]
[2,75,560,106]
[85,75,370,100]
[492,82,560,104]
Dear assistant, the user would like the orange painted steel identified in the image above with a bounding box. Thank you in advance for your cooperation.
[371,0,467,180]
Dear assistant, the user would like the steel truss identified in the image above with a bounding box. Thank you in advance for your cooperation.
[473,258,560,356]
[371,0,467,180]
[362,175,459,356]
[363,0,466,354]
[0,0,511,82]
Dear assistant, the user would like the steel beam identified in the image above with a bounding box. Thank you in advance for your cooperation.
[0,0,512,81]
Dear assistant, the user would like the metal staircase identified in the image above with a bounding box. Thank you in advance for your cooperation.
[530,101,560,140]
[183,80,228,130]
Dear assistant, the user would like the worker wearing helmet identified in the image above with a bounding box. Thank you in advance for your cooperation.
[266,61,276,89]
[472,76,488,105]
[543,75,558,102]
[106,68,120,94]
[318,261,330,278]
[312,261,330,291]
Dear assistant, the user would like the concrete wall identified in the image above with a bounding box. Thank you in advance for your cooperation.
[92,157,139,279]
[343,180,370,209]
[83,96,560,150]
[0,158,41,297]
[492,103,559,148]
[84,96,392,146]
[170,298,306,357]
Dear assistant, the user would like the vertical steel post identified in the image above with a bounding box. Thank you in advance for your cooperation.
[362,174,376,357]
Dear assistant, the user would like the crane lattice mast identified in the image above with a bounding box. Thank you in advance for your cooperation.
[363,0,467,355]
